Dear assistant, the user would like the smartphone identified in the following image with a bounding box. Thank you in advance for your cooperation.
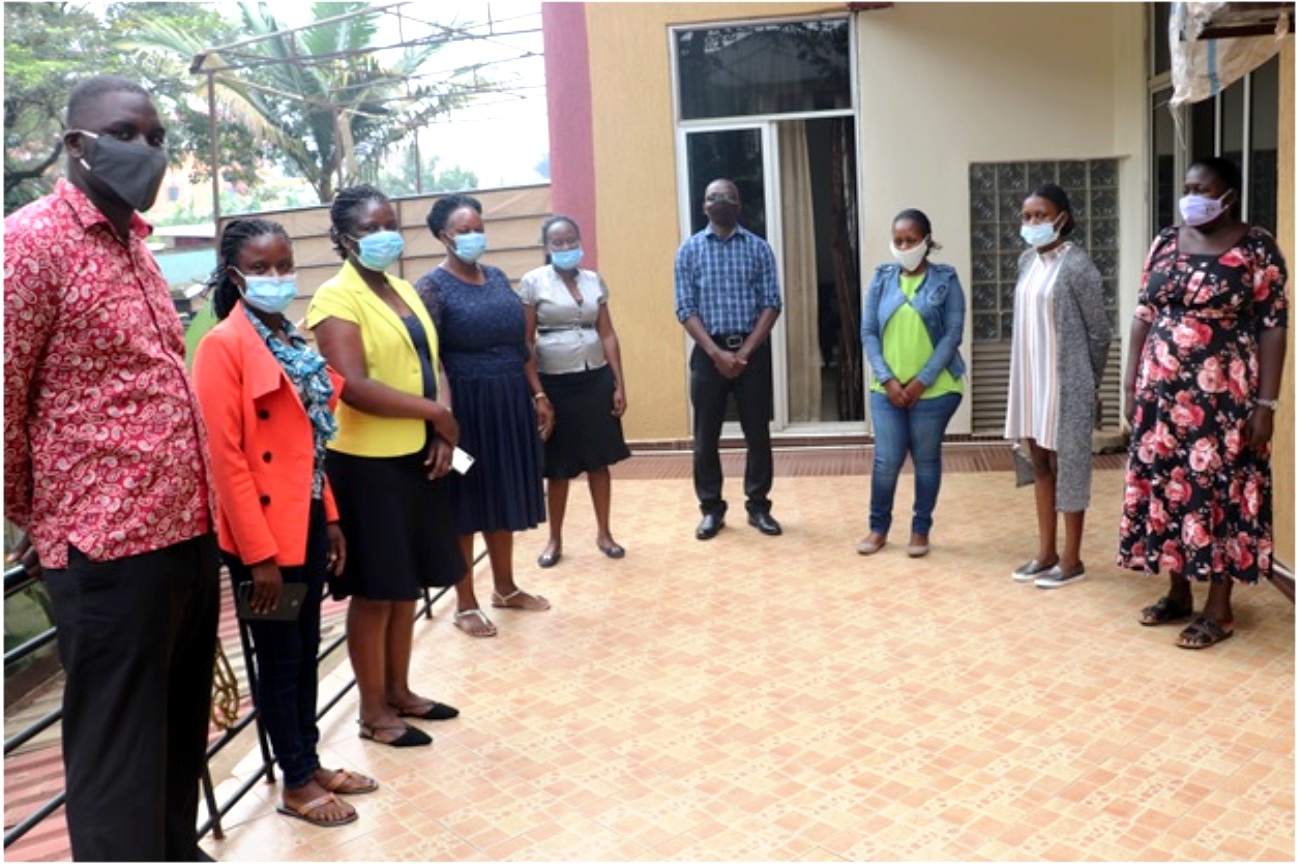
[452,447,475,475]
[235,582,308,622]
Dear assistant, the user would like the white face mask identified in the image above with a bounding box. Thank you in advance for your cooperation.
[890,239,928,272]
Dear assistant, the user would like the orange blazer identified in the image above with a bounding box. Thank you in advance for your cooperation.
[193,303,344,567]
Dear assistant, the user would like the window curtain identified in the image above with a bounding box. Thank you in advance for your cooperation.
[779,120,819,422]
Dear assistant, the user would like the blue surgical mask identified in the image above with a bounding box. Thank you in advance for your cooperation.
[550,247,583,271]
[450,231,487,264]
[351,230,405,271]
[235,271,297,315]
[1020,218,1061,248]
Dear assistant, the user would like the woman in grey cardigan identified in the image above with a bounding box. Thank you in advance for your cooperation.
[1005,183,1112,589]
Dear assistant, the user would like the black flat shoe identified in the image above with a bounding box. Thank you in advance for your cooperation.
[397,701,459,721]
[537,550,561,568]
[597,541,626,559]
[747,511,782,536]
[695,512,725,540]
[358,721,432,748]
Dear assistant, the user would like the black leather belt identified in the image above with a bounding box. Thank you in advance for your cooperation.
[711,333,749,350]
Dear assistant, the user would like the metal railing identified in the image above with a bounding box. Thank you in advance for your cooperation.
[3,554,477,850]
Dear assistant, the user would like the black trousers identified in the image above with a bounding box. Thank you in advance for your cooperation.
[44,534,220,862]
[689,340,774,516]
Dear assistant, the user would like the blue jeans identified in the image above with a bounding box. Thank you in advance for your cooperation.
[868,391,962,536]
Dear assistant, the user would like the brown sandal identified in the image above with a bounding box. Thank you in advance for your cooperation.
[276,792,357,827]
[319,768,378,795]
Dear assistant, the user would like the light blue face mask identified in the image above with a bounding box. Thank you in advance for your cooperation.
[1019,218,1061,249]
[235,271,297,315]
[449,231,487,264]
[351,230,405,271]
[550,247,583,271]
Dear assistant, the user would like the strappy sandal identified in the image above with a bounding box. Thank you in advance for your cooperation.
[319,768,378,795]
[453,608,497,636]
[276,792,357,827]
[491,588,551,611]
[1176,616,1234,649]
[1138,596,1194,626]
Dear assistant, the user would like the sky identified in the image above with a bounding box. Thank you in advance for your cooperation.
[284,1,551,189]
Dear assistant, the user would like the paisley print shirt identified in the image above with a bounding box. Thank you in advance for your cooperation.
[4,179,214,568]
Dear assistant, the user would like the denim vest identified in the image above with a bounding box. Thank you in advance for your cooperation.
[861,261,967,386]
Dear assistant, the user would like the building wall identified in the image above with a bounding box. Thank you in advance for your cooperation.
[1272,39,1294,569]
[576,2,1148,441]
[855,2,1148,435]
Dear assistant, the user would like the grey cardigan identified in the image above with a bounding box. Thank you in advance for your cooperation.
[1012,243,1112,512]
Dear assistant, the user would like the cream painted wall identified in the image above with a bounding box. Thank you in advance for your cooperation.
[584,3,840,441]
[584,2,1148,440]
[1271,40,1293,569]
[856,2,1148,434]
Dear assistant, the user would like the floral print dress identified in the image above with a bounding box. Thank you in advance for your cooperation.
[1117,226,1288,585]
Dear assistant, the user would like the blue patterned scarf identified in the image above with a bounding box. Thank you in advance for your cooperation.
[243,306,338,498]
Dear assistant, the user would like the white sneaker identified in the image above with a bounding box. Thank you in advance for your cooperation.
[1034,564,1087,589]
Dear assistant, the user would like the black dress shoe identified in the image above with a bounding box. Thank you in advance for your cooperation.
[695,512,725,540]
[747,511,783,536]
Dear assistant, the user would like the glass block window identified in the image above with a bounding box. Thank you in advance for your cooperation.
[675,19,851,121]
[967,160,1121,343]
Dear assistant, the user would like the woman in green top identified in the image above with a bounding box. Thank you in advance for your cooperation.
[859,209,966,558]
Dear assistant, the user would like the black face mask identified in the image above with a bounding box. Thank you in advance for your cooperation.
[75,131,169,213]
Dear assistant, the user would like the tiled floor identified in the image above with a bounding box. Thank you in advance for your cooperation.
[205,460,1294,861]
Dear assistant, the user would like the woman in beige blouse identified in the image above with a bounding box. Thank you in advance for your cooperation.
[520,215,630,568]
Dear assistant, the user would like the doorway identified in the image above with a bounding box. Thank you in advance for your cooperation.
[679,118,863,433]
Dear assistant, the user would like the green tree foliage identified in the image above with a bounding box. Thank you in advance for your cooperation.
[376,147,478,197]
[129,1,478,204]
[3,2,255,215]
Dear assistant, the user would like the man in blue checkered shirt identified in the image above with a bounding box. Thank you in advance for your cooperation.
[674,178,783,540]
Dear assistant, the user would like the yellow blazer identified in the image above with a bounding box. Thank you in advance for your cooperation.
[306,261,440,457]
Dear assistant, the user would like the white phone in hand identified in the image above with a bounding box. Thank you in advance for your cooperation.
[451,447,475,475]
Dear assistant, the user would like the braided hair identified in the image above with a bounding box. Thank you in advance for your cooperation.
[206,218,292,320]
[539,213,580,265]
[330,184,390,259]
[426,193,483,240]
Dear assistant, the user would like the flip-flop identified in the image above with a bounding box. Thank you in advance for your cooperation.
[276,793,357,827]
[491,588,551,611]
[319,768,378,795]
[1176,616,1234,649]
[453,608,497,637]
[1138,596,1194,626]
[396,701,459,721]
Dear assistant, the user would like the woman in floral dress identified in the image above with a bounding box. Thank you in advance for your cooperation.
[1118,157,1288,649]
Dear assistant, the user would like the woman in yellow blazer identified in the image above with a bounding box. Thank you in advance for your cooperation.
[193,218,375,828]
[307,186,463,749]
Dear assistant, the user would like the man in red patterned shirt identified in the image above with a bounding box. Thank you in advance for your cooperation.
[4,76,219,862]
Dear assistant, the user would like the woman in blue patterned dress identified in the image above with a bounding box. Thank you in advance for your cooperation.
[1118,157,1288,649]
[416,194,551,638]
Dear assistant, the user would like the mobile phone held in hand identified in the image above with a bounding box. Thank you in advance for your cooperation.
[452,447,475,475]
[235,582,308,621]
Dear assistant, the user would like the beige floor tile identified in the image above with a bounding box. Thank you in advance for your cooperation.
[201,467,1293,861]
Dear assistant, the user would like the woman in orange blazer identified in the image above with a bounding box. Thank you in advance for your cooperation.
[193,219,374,829]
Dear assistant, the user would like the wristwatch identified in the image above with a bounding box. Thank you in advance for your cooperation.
[1256,397,1280,411]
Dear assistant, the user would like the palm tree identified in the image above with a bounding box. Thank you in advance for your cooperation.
[126,1,478,202]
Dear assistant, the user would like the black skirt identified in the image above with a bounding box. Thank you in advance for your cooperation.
[325,447,465,601]
[541,365,631,479]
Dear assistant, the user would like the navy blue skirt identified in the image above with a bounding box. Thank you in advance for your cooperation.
[446,370,546,534]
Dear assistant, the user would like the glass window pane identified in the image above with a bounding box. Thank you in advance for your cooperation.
[676,20,851,121]
[1250,56,1279,234]
[685,129,766,238]
[1152,3,1172,76]
[1191,97,1216,159]
[1152,88,1176,230]
[1221,78,1245,168]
